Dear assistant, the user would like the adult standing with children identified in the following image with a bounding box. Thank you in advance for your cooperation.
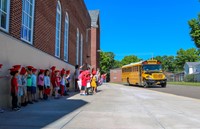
[74,64,84,92]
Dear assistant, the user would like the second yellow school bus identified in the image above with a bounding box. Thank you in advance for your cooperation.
[122,60,167,87]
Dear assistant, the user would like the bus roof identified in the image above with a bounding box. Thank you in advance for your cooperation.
[122,61,143,68]
[122,59,161,68]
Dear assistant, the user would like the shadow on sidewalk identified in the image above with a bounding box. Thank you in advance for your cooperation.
[0,97,88,129]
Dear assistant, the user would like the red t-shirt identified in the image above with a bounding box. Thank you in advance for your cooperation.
[82,74,90,86]
[55,76,60,87]
[51,73,56,86]
[11,77,18,94]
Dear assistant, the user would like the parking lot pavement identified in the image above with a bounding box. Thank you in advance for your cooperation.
[1,83,200,129]
[148,84,200,99]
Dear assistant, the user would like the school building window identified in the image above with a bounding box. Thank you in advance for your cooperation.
[0,0,10,32]
[76,28,79,65]
[80,34,83,66]
[64,12,69,62]
[55,0,61,58]
[21,0,35,44]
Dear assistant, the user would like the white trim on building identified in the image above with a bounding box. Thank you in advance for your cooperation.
[64,12,69,62]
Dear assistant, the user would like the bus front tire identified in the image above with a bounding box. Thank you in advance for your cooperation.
[161,83,166,88]
[143,80,148,88]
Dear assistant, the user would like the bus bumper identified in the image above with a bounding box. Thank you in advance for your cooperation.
[146,79,167,85]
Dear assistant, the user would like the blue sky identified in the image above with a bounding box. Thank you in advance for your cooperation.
[84,0,200,60]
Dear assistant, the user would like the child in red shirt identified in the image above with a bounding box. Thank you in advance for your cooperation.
[10,68,20,111]
[80,71,90,96]
[54,70,61,99]
[50,66,56,96]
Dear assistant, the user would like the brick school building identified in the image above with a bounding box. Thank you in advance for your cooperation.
[0,0,100,107]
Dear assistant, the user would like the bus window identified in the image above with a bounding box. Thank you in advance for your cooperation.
[143,65,162,71]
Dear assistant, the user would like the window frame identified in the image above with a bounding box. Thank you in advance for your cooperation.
[0,0,10,32]
[55,0,61,58]
[21,0,35,44]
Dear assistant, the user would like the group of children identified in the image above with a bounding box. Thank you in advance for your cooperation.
[75,65,102,96]
[0,63,104,112]
[9,65,71,111]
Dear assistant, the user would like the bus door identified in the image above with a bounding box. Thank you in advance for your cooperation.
[138,65,142,85]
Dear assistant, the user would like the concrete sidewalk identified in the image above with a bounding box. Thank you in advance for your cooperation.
[0,83,200,129]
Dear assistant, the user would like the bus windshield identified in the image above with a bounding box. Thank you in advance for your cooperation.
[142,64,162,71]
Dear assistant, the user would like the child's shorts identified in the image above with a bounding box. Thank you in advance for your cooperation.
[81,86,86,90]
[66,83,70,87]
[38,85,44,91]
[27,86,32,92]
[32,86,36,94]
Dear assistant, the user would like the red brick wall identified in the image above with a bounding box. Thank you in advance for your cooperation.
[91,28,97,69]
[9,0,91,66]
[9,0,22,39]
[96,21,100,69]
[110,69,122,83]
[90,17,100,70]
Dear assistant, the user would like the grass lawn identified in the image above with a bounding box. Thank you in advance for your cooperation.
[168,82,200,86]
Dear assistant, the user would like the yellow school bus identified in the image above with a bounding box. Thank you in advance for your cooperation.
[122,60,167,87]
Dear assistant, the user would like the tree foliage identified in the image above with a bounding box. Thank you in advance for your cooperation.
[175,48,200,71]
[121,55,141,65]
[99,48,200,82]
[154,55,176,72]
[113,60,122,68]
[100,52,115,74]
[188,14,200,48]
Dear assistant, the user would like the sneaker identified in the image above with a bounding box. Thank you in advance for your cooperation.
[13,108,20,111]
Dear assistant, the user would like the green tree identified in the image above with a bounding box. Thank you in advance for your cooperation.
[100,52,115,81]
[154,55,176,72]
[188,14,200,48]
[175,48,200,71]
[121,55,141,65]
[113,60,122,68]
